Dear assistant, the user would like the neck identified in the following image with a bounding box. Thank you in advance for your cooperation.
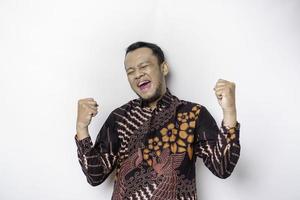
[148,97,161,110]
[147,86,167,110]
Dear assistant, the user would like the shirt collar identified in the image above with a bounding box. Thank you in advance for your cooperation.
[137,87,175,109]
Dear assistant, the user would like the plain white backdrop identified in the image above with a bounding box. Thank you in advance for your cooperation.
[1,0,299,199]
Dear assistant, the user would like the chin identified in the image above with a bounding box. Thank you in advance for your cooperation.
[132,89,149,99]
[139,92,154,100]
[141,89,161,103]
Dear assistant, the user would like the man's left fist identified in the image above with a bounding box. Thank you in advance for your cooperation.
[213,79,236,112]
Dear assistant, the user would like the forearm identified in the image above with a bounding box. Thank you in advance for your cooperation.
[217,114,240,178]
[222,107,237,128]
[203,124,241,179]
[76,126,90,140]
[75,136,116,186]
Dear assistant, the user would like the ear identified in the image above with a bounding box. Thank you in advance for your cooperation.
[161,62,169,76]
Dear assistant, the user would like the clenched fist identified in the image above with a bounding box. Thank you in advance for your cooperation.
[213,79,236,112]
[76,98,99,133]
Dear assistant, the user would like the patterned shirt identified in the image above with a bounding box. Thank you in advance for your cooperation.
[75,88,241,200]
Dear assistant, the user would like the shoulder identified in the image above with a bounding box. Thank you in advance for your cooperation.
[106,99,139,120]
[177,99,205,111]
[176,99,212,120]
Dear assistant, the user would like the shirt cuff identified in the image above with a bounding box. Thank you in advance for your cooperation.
[220,120,240,142]
[74,134,93,155]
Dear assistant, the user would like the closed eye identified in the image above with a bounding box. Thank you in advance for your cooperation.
[141,64,149,69]
[127,70,134,75]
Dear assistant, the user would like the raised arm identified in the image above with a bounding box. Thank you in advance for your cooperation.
[194,105,241,178]
[75,98,119,186]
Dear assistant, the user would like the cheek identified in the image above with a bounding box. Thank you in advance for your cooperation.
[150,71,163,84]
[127,77,136,87]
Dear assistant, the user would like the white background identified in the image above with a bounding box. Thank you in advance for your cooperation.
[1,0,299,199]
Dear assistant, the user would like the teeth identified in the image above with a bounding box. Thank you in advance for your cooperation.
[138,80,150,87]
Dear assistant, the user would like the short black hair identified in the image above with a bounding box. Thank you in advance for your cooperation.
[125,41,165,65]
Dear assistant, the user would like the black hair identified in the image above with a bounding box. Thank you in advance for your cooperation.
[125,41,165,65]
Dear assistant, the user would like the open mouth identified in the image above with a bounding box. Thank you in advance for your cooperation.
[137,80,151,92]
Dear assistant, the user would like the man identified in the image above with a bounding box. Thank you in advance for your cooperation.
[75,41,241,200]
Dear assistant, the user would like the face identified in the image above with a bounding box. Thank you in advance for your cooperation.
[124,47,169,103]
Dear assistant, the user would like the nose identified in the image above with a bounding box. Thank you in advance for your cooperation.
[134,68,144,80]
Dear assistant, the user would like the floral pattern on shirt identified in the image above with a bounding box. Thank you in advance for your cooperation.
[142,105,202,165]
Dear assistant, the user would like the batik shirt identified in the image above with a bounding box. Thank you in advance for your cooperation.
[75,88,241,200]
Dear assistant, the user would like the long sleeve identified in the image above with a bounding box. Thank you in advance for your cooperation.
[75,112,120,186]
[194,105,241,179]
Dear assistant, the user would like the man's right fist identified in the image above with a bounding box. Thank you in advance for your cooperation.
[76,98,99,131]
